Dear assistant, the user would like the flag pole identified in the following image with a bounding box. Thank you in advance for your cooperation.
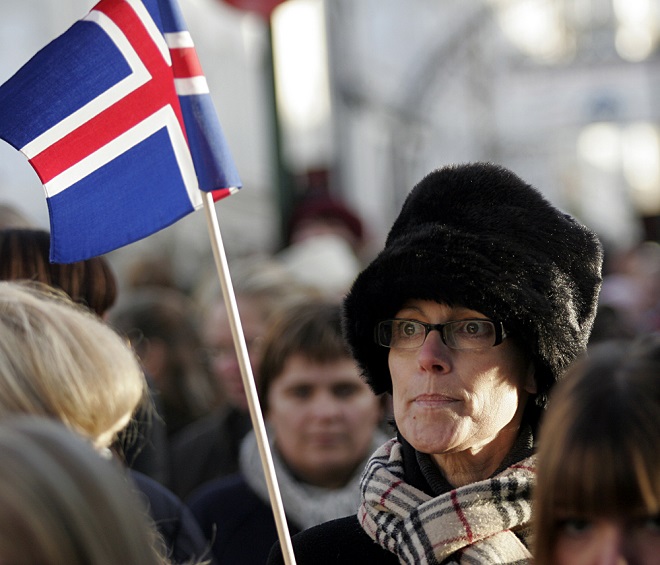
[201,192,297,565]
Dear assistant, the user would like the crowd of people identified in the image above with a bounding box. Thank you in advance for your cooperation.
[0,162,658,564]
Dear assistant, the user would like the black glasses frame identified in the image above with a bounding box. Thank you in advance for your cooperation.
[375,318,507,350]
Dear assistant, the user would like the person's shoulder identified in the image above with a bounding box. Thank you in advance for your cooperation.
[187,472,253,512]
[127,470,213,565]
[267,514,398,565]
[188,474,277,564]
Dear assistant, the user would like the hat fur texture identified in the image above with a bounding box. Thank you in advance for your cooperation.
[343,163,603,405]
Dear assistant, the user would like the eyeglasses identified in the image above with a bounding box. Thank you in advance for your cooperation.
[375,318,507,350]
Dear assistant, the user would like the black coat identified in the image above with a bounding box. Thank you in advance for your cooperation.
[169,405,251,499]
[188,473,301,565]
[129,470,215,565]
[267,514,397,565]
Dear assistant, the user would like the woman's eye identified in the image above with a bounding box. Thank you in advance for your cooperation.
[401,322,418,337]
[289,386,312,399]
[333,384,360,399]
[558,518,593,536]
[465,322,480,334]
[639,514,660,533]
[456,320,493,337]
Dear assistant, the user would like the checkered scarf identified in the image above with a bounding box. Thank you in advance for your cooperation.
[358,438,535,564]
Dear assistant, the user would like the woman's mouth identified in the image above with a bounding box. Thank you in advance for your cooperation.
[414,393,459,406]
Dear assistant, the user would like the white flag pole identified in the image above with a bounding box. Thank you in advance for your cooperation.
[201,192,297,565]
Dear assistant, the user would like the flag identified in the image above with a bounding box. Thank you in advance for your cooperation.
[0,0,241,263]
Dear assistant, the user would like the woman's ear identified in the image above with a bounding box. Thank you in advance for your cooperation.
[524,361,537,394]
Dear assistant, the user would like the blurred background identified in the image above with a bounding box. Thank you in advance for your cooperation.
[1,0,659,293]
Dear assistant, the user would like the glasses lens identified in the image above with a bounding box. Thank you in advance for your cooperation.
[444,320,496,349]
[378,320,426,349]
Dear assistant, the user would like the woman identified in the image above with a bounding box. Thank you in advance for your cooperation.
[268,162,603,563]
[188,300,388,565]
[0,417,170,565]
[534,335,660,565]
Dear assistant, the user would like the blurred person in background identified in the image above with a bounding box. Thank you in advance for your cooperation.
[0,227,168,483]
[277,195,367,299]
[0,227,117,317]
[169,257,317,499]
[0,281,212,564]
[0,417,176,565]
[0,202,35,229]
[188,300,388,565]
[534,334,660,565]
[109,287,220,439]
[598,241,660,335]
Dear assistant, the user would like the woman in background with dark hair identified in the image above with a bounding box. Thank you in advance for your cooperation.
[534,335,660,565]
[0,228,117,317]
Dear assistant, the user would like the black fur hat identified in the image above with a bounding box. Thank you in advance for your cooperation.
[343,163,603,405]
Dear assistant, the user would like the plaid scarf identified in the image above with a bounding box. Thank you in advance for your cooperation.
[358,438,535,564]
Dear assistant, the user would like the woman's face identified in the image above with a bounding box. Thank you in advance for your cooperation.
[554,516,660,565]
[267,354,382,489]
[388,300,535,463]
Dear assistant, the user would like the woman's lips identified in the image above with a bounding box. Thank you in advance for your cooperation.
[414,393,459,406]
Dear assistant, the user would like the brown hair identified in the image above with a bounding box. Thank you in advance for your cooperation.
[0,229,117,317]
[533,335,660,565]
[257,300,352,412]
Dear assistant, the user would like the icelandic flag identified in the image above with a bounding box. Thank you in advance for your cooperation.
[0,0,241,263]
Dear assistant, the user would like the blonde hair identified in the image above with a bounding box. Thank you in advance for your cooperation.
[0,416,170,565]
[0,281,146,445]
[533,335,660,565]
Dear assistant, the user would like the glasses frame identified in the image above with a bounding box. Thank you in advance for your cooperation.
[375,318,507,350]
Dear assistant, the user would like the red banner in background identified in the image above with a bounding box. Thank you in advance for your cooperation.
[221,0,286,19]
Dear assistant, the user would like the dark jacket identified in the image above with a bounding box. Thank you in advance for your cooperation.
[168,405,251,499]
[267,513,396,565]
[188,473,301,565]
[129,470,216,565]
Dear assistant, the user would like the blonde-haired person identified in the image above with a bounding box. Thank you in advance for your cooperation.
[0,281,212,565]
[534,334,660,565]
[0,281,144,446]
[0,416,170,565]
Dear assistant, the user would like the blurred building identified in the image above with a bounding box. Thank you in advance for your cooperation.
[0,0,658,286]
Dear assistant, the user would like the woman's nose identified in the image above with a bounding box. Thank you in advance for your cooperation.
[417,329,452,373]
[593,525,627,565]
[310,393,343,419]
